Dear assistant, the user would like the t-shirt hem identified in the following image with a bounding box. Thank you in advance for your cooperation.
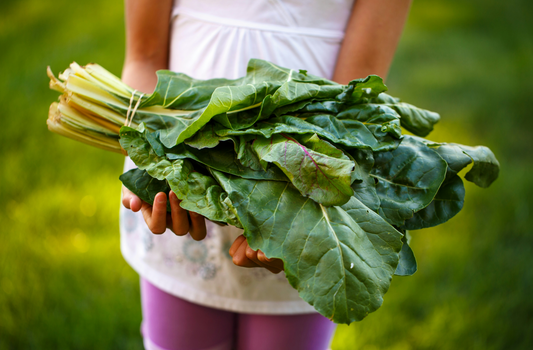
[121,241,318,315]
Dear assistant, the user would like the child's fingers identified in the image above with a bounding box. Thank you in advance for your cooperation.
[122,186,142,212]
[188,211,207,241]
[232,239,260,268]
[243,241,281,273]
[129,195,142,212]
[229,235,247,257]
[142,192,168,234]
[249,247,283,274]
[169,191,189,236]
[257,250,284,272]
[230,235,282,273]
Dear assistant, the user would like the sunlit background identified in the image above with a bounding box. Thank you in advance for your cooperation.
[1,0,532,349]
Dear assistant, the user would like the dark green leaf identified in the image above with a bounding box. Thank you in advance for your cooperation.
[371,136,447,226]
[348,149,381,212]
[394,234,417,276]
[417,138,500,188]
[403,175,465,230]
[167,141,288,181]
[212,171,402,324]
[119,168,170,211]
[372,94,440,136]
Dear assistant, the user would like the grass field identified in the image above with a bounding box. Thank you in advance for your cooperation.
[1,0,532,349]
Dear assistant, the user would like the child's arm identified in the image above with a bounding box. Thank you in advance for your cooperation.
[121,0,207,241]
[333,0,412,83]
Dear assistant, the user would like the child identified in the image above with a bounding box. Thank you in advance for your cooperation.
[121,1,412,349]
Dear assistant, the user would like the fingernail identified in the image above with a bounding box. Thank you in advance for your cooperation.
[156,193,166,203]
[170,191,178,202]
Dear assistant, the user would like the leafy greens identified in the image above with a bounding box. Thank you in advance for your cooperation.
[47,59,499,324]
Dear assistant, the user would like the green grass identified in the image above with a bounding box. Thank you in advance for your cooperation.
[1,0,532,349]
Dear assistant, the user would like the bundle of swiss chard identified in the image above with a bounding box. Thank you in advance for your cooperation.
[47,59,499,324]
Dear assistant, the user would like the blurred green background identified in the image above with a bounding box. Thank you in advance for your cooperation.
[0,0,531,349]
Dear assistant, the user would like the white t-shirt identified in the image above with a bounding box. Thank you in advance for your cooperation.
[120,0,356,314]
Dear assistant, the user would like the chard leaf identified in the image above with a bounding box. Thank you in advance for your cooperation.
[403,175,465,230]
[140,59,322,110]
[158,84,268,147]
[348,149,381,211]
[394,234,417,276]
[303,110,400,151]
[456,145,500,188]
[336,104,402,139]
[140,72,242,110]
[418,139,500,188]
[146,59,344,147]
[212,172,402,324]
[184,123,228,149]
[167,141,288,181]
[166,160,241,227]
[212,94,273,130]
[121,124,287,182]
[432,143,473,180]
[273,99,341,116]
[119,168,170,210]
[260,81,345,117]
[399,143,470,230]
[251,134,354,206]
[235,135,267,171]
[372,94,440,137]
[216,113,400,151]
[371,136,447,226]
[119,125,172,180]
[337,75,388,102]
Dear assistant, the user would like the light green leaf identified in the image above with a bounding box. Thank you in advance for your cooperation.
[252,134,354,206]
[166,160,241,227]
[119,125,172,180]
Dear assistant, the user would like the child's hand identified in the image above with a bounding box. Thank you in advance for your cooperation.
[122,186,206,240]
[229,235,284,274]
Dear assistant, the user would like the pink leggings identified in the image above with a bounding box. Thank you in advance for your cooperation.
[140,279,336,350]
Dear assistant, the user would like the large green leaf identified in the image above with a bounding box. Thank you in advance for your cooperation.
[251,134,354,206]
[140,59,319,109]
[455,145,500,188]
[212,171,402,324]
[348,149,381,212]
[400,142,471,230]
[140,72,241,110]
[259,81,345,117]
[215,112,401,151]
[167,142,288,181]
[371,136,447,226]
[396,139,498,230]
[119,125,172,180]
[417,138,500,188]
[121,124,287,182]
[402,175,465,230]
[139,59,346,147]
